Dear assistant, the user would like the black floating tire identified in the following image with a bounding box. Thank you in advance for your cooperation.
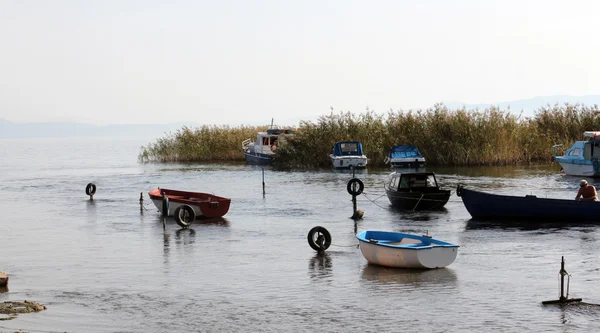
[174,205,196,228]
[307,226,332,252]
[161,197,169,217]
[85,183,96,196]
[347,178,364,196]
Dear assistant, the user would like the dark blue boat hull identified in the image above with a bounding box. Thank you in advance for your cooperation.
[386,188,450,210]
[244,152,272,165]
[457,186,600,221]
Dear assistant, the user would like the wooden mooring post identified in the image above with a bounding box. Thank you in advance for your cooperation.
[0,272,8,289]
[347,167,364,220]
[161,194,169,230]
[139,192,144,213]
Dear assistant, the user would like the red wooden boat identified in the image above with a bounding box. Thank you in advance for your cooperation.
[148,188,231,219]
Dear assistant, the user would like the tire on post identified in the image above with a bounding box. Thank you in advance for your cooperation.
[85,183,97,196]
[346,178,364,196]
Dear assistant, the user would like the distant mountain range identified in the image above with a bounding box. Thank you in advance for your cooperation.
[443,95,600,117]
[0,119,193,139]
[2,95,599,138]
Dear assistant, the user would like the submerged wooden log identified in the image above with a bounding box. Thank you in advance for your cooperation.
[0,272,7,287]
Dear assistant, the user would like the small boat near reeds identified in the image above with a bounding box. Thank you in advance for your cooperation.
[356,230,459,269]
[385,144,425,169]
[242,122,293,165]
[456,185,600,221]
[148,188,231,218]
[329,141,368,169]
[552,131,600,177]
[385,171,450,210]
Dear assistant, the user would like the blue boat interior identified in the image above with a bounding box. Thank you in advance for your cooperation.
[389,145,423,159]
[357,230,458,249]
[332,141,364,156]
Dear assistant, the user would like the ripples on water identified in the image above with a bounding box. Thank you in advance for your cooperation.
[1,137,600,332]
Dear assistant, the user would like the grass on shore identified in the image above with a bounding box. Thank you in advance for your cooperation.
[139,103,600,168]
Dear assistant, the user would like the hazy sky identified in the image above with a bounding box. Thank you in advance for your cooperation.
[1,0,599,126]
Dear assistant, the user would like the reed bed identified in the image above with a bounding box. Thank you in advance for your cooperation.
[139,103,600,167]
[138,125,265,163]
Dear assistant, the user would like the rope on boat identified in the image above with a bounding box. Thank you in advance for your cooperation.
[361,193,391,211]
[412,194,424,211]
[361,190,456,212]
[329,242,359,248]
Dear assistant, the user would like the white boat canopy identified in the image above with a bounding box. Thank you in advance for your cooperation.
[583,131,600,139]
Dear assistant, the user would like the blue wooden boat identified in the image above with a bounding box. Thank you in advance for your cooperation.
[329,141,368,169]
[552,131,600,177]
[356,230,459,269]
[456,185,600,221]
[385,144,425,168]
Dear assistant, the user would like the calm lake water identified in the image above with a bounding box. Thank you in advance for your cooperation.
[2,136,600,332]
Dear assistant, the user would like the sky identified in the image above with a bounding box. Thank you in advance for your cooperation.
[0,0,599,126]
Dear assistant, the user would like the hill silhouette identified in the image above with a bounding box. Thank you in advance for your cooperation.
[0,119,192,139]
[443,95,600,117]
[2,95,600,138]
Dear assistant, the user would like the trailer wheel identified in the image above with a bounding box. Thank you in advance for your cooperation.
[174,205,196,228]
[307,226,331,252]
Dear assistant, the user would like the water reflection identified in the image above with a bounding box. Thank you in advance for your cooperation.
[197,217,230,226]
[543,301,600,331]
[308,252,332,280]
[435,164,558,178]
[86,199,97,223]
[163,231,170,265]
[175,228,196,245]
[360,264,457,286]
[465,218,600,231]
[331,168,369,175]
[390,207,449,220]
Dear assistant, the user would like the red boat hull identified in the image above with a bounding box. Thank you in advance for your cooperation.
[148,188,231,218]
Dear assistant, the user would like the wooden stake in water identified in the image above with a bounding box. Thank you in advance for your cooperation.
[139,192,144,214]
[349,166,364,220]
[262,167,265,197]
[161,194,169,231]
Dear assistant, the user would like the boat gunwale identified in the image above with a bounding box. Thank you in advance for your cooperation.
[148,188,231,203]
[356,231,459,251]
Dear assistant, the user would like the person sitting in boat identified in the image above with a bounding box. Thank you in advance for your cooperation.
[575,180,599,201]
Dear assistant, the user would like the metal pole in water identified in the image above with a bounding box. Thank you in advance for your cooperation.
[262,167,265,197]
[347,172,364,220]
[351,166,357,217]
[542,256,583,305]
[560,256,566,301]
